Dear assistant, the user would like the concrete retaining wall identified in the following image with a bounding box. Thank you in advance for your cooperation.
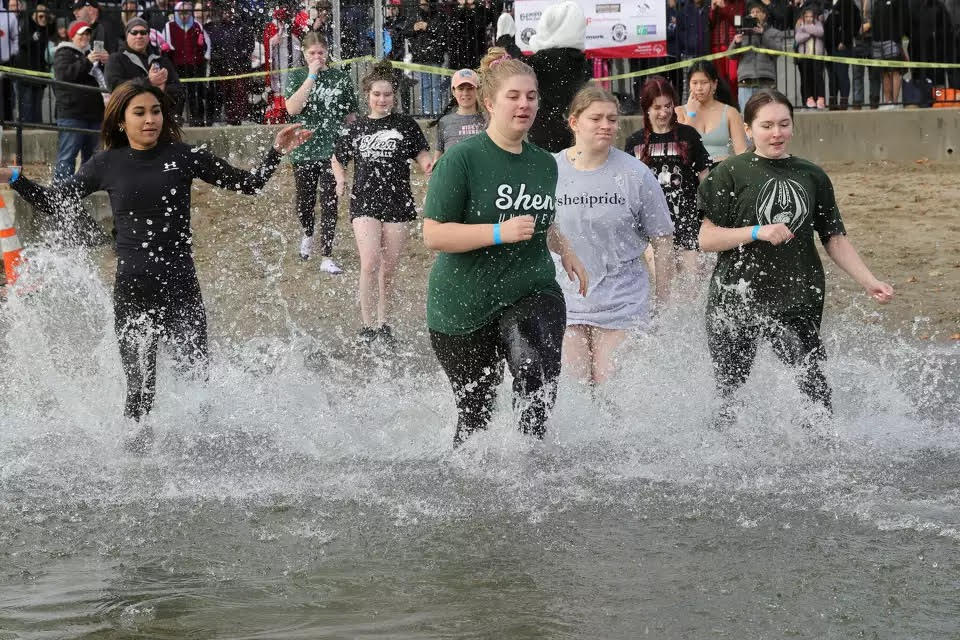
[3,108,957,239]
[5,108,960,167]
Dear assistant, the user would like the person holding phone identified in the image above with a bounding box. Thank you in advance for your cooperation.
[106,17,183,108]
[52,20,110,182]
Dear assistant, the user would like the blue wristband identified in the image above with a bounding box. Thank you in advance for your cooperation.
[307,73,318,81]
[751,224,761,241]
[492,223,502,245]
[687,111,697,118]
[8,166,20,183]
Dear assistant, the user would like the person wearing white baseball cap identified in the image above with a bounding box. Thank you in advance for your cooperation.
[431,67,485,162]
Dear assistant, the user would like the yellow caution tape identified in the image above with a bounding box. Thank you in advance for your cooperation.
[8,46,953,87]
[591,46,960,82]
[0,65,53,78]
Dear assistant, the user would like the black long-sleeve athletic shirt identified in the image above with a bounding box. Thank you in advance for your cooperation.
[12,142,282,276]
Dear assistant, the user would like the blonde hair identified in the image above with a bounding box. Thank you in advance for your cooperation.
[301,32,328,51]
[567,84,620,121]
[478,46,536,110]
[361,59,396,94]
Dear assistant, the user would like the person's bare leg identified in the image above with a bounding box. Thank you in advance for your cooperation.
[882,72,892,104]
[590,327,628,384]
[562,324,593,384]
[891,71,902,104]
[352,216,382,327]
[377,222,409,326]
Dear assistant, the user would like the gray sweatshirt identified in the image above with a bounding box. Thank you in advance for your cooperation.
[730,25,787,83]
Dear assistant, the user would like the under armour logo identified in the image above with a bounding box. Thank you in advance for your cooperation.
[163,162,179,172]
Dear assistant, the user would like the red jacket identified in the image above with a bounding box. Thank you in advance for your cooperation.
[710,0,744,50]
[165,19,207,67]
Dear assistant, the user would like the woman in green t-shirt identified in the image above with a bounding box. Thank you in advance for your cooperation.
[422,47,588,447]
[284,33,358,273]
[698,89,894,429]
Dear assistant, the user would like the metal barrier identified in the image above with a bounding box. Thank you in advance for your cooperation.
[0,70,103,166]
[0,0,956,122]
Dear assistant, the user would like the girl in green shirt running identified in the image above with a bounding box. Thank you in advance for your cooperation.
[423,47,588,447]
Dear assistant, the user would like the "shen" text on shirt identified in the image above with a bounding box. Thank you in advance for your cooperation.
[495,184,556,212]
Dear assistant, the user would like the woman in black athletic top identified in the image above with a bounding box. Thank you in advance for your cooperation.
[2,79,310,446]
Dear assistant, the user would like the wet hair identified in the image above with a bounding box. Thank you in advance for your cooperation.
[360,59,396,94]
[478,46,536,112]
[634,75,689,165]
[301,31,327,51]
[101,79,181,150]
[567,84,619,121]
[743,88,793,125]
[686,60,738,110]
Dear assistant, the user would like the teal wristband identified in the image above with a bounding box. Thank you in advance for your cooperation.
[307,73,318,81]
[492,223,502,245]
[751,224,761,241]
[687,111,697,118]
[8,166,20,183]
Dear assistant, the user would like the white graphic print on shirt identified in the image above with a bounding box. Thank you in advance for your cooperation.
[756,177,810,231]
[357,129,404,160]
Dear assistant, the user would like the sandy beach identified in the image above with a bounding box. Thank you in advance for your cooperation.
[10,159,960,342]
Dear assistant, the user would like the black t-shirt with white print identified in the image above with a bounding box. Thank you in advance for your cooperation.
[335,113,429,221]
[625,124,710,248]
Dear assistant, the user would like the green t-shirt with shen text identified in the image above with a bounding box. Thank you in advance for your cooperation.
[697,153,847,319]
[424,132,562,335]
[284,67,358,164]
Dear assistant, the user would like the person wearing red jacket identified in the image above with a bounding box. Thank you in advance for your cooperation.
[164,0,208,125]
[709,0,744,98]
[262,3,310,123]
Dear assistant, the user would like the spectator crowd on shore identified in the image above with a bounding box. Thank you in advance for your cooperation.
[2,0,960,130]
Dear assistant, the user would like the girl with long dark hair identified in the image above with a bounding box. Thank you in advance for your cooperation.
[676,60,747,164]
[698,89,893,429]
[625,75,711,277]
[2,79,310,449]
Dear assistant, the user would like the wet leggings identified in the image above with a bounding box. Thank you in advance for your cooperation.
[114,271,209,421]
[706,311,832,411]
[293,159,339,256]
[430,293,566,446]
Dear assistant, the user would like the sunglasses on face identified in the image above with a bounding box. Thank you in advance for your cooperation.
[129,29,149,35]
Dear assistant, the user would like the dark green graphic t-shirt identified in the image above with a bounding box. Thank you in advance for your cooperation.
[424,132,561,335]
[284,67,359,164]
[697,153,846,319]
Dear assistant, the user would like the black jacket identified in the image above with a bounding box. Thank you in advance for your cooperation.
[446,5,492,70]
[404,9,447,64]
[204,19,254,75]
[145,6,172,34]
[871,0,910,41]
[105,45,183,105]
[824,0,862,51]
[910,0,954,62]
[526,47,591,152]
[90,17,126,54]
[52,42,105,121]
[19,17,56,72]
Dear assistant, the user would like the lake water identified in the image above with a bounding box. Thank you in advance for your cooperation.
[1,249,958,638]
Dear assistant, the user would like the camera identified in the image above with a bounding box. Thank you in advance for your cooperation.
[734,15,758,33]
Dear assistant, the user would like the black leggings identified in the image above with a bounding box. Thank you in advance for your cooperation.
[430,293,566,446]
[114,270,209,421]
[293,159,338,256]
[797,59,826,102]
[706,310,832,410]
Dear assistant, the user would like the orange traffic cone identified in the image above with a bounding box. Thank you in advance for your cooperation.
[0,194,24,289]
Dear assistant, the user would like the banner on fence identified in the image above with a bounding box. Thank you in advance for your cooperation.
[514,0,667,59]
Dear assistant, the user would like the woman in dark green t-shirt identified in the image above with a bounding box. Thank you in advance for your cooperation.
[284,33,358,272]
[422,47,588,447]
[697,89,893,429]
